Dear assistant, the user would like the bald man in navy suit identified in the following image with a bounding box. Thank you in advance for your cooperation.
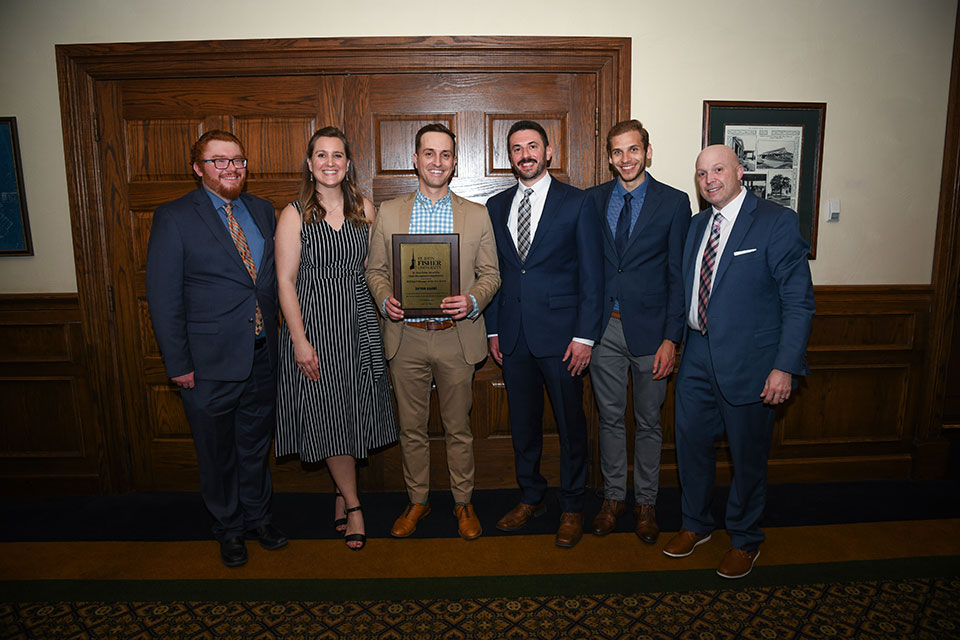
[664,144,814,579]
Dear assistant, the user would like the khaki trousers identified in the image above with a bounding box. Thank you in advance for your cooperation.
[388,325,476,504]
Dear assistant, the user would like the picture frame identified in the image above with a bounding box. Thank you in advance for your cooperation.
[0,117,33,256]
[702,101,825,258]
[391,233,461,317]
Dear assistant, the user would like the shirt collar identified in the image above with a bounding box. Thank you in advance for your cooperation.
[517,171,551,197]
[415,188,452,207]
[613,173,650,201]
[713,186,747,221]
[204,186,237,211]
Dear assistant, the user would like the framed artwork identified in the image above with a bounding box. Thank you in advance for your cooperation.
[0,117,33,256]
[703,101,826,258]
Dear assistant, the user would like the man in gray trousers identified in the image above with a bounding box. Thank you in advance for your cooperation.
[585,120,691,543]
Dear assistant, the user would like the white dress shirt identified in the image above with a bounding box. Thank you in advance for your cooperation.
[494,172,592,347]
[687,186,748,331]
[507,172,552,248]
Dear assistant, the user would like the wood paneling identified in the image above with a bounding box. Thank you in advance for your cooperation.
[0,295,109,494]
[44,34,956,496]
[55,36,629,494]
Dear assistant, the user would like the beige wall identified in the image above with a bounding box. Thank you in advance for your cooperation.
[0,0,955,292]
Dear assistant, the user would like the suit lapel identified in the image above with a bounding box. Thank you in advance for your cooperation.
[596,181,617,255]
[195,189,248,274]
[244,193,273,271]
[493,185,522,267]
[527,178,563,260]
[712,192,758,292]
[452,193,465,237]
[625,176,660,253]
[683,211,710,311]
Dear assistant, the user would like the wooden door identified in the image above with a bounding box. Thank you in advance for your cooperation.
[348,72,599,491]
[57,37,630,492]
[95,76,346,490]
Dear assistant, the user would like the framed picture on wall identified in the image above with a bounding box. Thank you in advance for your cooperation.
[702,101,825,259]
[0,116,34,256]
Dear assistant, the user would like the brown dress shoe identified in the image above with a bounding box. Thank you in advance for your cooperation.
[634,504,659,544]
[391,502,431,538]
[496,502,546,531]
[591,499,626,536]
[454,503,482,540]
[555,512,583,548]
[717,547,760,578]
[662,529,712,557]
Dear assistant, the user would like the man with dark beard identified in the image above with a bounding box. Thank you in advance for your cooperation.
[485,120,603,548]
[146,130,286,567]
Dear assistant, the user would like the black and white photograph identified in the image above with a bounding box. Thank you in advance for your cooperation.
[742,172,767,199]
[723,125,802,212]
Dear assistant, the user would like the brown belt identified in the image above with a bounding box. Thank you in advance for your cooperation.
[610,310,621,319]
[407,319,456,331]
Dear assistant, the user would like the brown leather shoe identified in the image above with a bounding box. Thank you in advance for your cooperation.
[591,499,626,536]
[496,502,546,532]
[634,504,659,544]
[555,512,583,548]
[717,547,760,578]
[454,503,482,540]
[391,502,431,538]
[662,529,712,557]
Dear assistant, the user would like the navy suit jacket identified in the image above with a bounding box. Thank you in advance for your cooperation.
[682,190,814,405]
[587,175,692,356]
[485,177,603,357]
[146,188,279,382]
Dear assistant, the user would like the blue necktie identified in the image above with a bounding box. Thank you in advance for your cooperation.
[614,192,633,257]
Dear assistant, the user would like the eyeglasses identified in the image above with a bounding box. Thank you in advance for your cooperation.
[202,157,248,169]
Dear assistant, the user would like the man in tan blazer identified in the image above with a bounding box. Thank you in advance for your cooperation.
[367,123,500,540]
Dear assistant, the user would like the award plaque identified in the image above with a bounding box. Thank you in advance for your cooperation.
[392,234,460,316]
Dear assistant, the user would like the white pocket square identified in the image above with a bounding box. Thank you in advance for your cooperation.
[734,248,757,256]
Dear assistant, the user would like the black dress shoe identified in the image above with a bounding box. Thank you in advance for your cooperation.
[245,523,288,550]
[220,537,248,567]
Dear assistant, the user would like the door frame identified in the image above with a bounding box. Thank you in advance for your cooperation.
[56,36,631,492]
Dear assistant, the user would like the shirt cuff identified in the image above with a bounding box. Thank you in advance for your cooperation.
[381,297,389,317]
[487,333,498,338]
[572,337,595,347]
[467,294,479,319]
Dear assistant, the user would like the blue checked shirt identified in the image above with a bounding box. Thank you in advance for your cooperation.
[392,190,478,321]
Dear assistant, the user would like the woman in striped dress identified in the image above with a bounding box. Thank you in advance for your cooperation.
[275,127,398,550]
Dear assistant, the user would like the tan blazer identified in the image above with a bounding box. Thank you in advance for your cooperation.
[366,191,500,365]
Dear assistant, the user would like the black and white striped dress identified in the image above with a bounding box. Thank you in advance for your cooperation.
[275,205,398,462]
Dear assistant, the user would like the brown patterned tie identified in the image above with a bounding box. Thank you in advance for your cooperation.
[223,204,263,336]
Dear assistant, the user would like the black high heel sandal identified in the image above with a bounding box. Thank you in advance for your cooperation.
[343,505,366,551]
[333,490,347,533]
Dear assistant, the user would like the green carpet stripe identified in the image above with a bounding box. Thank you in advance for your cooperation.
[3,555,957,603]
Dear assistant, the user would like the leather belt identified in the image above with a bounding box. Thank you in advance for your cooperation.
[407,319,456,331]
[610,310,622,320]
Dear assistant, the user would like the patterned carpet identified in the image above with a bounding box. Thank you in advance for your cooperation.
[4,576,960,639]
[2,484,960,639]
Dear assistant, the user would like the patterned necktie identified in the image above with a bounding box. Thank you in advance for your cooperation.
[516,187,534,262]
[614,192,633,257]
[697,211,723,335]
[223,204,263,336]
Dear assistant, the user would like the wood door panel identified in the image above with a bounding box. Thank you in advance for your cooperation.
[120,78,326,118]
[68,38,628,492]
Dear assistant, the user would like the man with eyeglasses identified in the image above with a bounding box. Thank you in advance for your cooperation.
[146,130,286,568]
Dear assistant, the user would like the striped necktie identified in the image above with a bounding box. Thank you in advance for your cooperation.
[516,188,534,262]
[223,204,263,336]
[697,211,723,335]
